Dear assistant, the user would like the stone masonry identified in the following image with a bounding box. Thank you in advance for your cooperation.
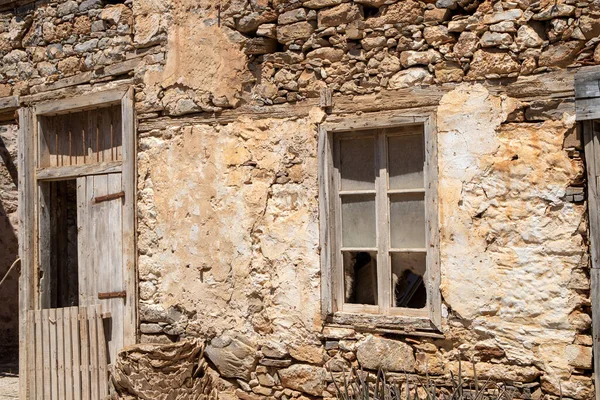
[0,0,597,398]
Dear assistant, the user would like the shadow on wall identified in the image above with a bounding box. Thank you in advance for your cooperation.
[0,126,19,366]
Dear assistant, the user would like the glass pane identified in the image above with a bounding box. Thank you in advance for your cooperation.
[343,251,378,305]
[342,195,376,248]
[391,252,427,309]
[389,193,425,248]
[388,133,425,190]
[339,136,375,191]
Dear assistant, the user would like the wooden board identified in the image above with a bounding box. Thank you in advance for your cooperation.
[78,173,125,366]
[18,107,35,400]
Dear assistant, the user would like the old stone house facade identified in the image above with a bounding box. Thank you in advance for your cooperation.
[1,0,600,398]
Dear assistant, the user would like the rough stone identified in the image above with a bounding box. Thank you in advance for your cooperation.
[400,49,442,67]
[277,21,315,43]
[205,335,258,381]
[317,3,362,28]
[278,364,326,396]
[480,31,513,47]
[356,335,415,372]
[467,49,520,78]
[538,41,585,68]
[423,26,454,47]
[516,25,543,48]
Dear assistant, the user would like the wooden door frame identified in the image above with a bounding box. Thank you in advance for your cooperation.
[18,87,137,400]
[576,66,600,400]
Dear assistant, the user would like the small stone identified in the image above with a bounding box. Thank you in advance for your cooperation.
[139,323,163,334]
[259,358,293,367]
[480,31,513,47]
[237,11,278,33]
[453,31,479,58]
[277,21,315,44]
[57,1,78,17]
[318,3,362,28]
[566,345,592,369]
[278,365,326,396]
[322,326,356,339]
[448,19,469,32]
[538,41,585,68]
[303,0,342,9]
[306,47,344,62]
[435,61,464,83]
[516,25,543,48]
[79,0,103,12]
[205,335,258,381]
[424,8,451,23]
[289,344,325,365]
[361,36,387,50]
[278,9,307,25]
[400,49,442,67]
[482,9,523,24]
[532,4,575,20]
[257,24,277,38]
[423,25,454,47]
[489,21,516,33]
[467,49,520,79]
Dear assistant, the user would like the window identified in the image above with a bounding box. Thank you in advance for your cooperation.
[319,114,441,330]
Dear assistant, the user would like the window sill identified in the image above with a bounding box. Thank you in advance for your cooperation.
[327,311,440,335]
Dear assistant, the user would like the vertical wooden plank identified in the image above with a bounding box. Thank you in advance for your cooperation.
[34,310,43,400]
[97,305,109,398]
[18,107,35,400]
[101,173,124,363]
[79,307,91,400]
[56,308,66,399]
[591,269,600,400]
[331,133,343,313]
[70,307,82,400]
[88,306,99,400]
[49,308,58,400]
[64,308,74,400]
[318,125,332,319]
[42,309,51,400]
[425,114,442,329]
[376,130,390,312]
[38,182,52,309]
[26,311,36,399]
[77,177,91,306]
[121,88,137,346]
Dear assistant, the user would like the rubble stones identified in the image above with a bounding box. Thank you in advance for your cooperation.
[317,3,362,27]
[277,21,315,43]
[538,41,585,67]
[467,49,520,78]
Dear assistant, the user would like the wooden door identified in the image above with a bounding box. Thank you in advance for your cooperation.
[77,173,124,364]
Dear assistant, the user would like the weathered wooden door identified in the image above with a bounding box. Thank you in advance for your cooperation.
[77,173,125,364]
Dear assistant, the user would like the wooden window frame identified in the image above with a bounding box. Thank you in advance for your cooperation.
[318,112,441,331]
[18,88,137,399]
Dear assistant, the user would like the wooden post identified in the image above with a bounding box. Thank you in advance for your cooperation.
[18,107,35,400]
[583,119,600,400]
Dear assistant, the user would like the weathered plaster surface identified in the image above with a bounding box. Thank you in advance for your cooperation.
[136,84,592,399]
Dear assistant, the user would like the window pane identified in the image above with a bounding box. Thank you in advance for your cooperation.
[339,136,375,191]
[389,193,425,248]
[388,133,424,190]
[343,251,378,305]
[391,252,426,309]
[342,195,376,248]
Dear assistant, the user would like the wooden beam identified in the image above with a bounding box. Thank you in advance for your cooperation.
[34,89,126,116]
[35,161,122,181]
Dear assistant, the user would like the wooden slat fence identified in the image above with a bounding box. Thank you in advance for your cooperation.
[26,305,111,400]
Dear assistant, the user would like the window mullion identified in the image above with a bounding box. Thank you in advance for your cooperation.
[376,130,390,313]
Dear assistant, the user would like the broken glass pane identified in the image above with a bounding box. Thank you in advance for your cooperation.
[391,252,426,309]
[343,251,378,305]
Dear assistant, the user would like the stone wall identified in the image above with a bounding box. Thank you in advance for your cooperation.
[0,123,18,363]
[0,0,597,398]
[134,82,593,399]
